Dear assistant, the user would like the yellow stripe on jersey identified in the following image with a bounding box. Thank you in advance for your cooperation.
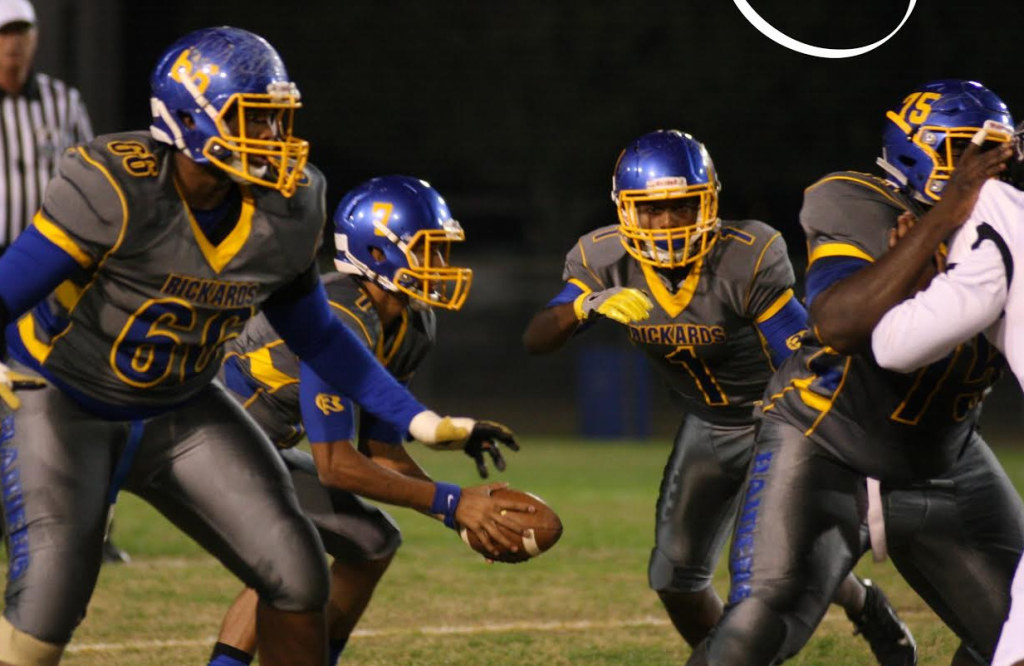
[381,309,409,367]
[576,239,607,289]
[567,278,593,296]
[721,226,756,245]
[808,242,875,266]
[640,260,702,318]
[328,301,374,347]
[53,280,84,312]
[804,173,908,211]
[246,342,298,391]
[16,313,53,363]
[754,289,795,324]
[743,232,782,314]
[178,182,255,274]
[32,213,93,268]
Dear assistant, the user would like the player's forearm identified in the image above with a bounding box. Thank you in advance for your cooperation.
[311,439,436,512]
[364,438,433,482]
[522,304,579,354]
[810,225,949,354]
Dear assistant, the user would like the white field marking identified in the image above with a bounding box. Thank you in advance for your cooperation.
[66,617,671,652]
[65,609,935,653]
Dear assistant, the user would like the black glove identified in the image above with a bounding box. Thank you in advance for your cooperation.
[463,420,518,479]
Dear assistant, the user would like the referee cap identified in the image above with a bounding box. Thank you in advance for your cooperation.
[0,0,34,29]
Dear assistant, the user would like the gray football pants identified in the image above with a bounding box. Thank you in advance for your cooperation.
[0,375,329,645]
[278,447,402,562]
[649,416,754,593]
[702,418,1024,665]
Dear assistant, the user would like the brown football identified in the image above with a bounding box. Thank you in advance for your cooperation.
[459,488,563,563]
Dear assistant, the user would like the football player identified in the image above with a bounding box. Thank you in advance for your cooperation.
[207,175,530,666]
[688,80,1024,666]
[522,129,914,664]
[870,124,1024,666]
[0,27,519,666]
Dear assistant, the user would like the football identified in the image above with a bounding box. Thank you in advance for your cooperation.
[459,488,563,563]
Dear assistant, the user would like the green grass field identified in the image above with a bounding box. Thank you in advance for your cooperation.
[52,439,1024,665]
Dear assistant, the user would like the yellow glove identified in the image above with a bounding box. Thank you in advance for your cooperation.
[573,287,653,324]
[0,363,46,411]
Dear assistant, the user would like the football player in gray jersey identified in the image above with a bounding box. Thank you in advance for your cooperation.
[0,28,520,666]
[207,175,530,666]
[524,130,913,663]
[690,81,1024,666]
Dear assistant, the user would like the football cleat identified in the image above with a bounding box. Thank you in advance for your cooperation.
[846,578,917,666]
[149,26,308,197]
[333,175,472,310]
[101,537,131,565]
[611,129,721,269]
[878,79,1013,204]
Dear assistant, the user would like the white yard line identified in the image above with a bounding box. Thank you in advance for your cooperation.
[67,617,672,653]
[65,610,933,653]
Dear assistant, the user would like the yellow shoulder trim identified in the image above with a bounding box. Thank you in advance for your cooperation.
[32,213,92,268]
[177,182,255,274]
[590,228,619,244]
[754,289,795,324]
[808,242,875,266]
[641,262,701,318]
[74,146,129,263]
[328,301,374,348]
[722,226,756,245]
[743,232,782,314]
[804,173,908,210]
[576,239,607,289]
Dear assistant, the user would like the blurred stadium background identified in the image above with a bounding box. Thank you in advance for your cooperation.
[26,0,1024,440]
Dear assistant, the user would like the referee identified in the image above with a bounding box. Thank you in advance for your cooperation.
[0,0,92,253]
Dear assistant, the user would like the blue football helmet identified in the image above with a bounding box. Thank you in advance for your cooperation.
[611,130,721,268]
[878,79,1013,204]
[334,176,472,310]
[149,26,308,197]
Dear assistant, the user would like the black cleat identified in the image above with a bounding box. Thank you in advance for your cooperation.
[846,578,917,666]
[101,538,131,565]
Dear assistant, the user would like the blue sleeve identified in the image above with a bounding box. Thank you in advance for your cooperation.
[299,362,356,444]
[754,296,808,367]
[804,256,870,307]
[546,281,584,308]
[0,227,81,317]
[263,277,427,434]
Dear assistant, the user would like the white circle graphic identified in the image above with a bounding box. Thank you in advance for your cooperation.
[732,0,918,59]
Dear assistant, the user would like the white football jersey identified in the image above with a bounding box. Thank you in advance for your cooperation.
[872,178,1024,389]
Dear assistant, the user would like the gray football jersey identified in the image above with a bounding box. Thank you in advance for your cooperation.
[564,221,796,426]
[762,171,1004,481]
[223,272,436,443]
[12,131,325,408]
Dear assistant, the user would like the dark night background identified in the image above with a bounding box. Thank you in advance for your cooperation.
[27,0,1024,438]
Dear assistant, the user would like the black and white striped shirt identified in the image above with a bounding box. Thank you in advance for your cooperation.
[0,71,92,246]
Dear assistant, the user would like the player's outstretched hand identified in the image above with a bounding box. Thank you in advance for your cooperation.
[930,129,1014,235]
[456,482,536,557]
[408,412,520,478]
[0,362,46,411]
[573,287,652,325]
